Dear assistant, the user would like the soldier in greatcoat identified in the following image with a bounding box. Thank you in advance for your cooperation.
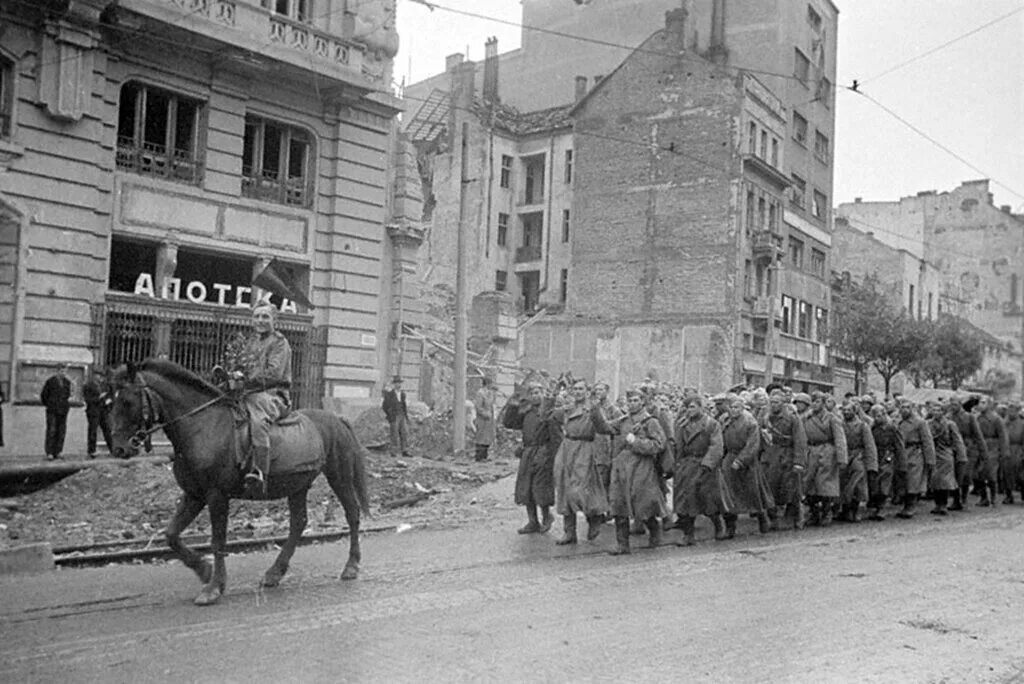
[760,390,808,530]
[591,382,621,492]
[946,397,985,509]
[975,397,1008,507]
[607,388,668,555]
[926,400,966,515]
[838,401,878,523]
[503,383,563,534]
[868,404,904,521]
[553,379,612,545]
[1003,402,1024,503]
[895,399,936,519]
[672,395,728,545]
[720,395,773,539]
[802,391,848,527]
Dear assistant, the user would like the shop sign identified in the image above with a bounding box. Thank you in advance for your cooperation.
[132,273,298,314]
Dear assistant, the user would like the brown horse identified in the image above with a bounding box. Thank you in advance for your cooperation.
[108,359,370,606]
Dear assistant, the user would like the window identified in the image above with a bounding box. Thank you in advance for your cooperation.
[792,112,808,145]
[815,307,828,342]
[744,260,753,298]
[798,300,811,338]
[807,5,823,31]
[748,122,757,154]
[814,130,830,163]
[0,56,12,138]
[560,268,568,303]
[495,270,508,292]
[117,82,203,184]
[818,77,832,108]
[758,197,766,231]
[500,155,512,188]
[746,190,756,232]
[810,248,825,277]
[928,292,934,319]
[908,284,915,314]
[564,149,573,184]
[771,138,779,166]
[781,295,795,334]
[561,209,570,243]
[793,48,811,85]
[768,202,778,232]
[263,0,312,22]
[789,237,804,269]
[242,115,313,207]
[497,212,509,247]
[790,174,806,209]
[812,190,827,220]
[759,130,768,159]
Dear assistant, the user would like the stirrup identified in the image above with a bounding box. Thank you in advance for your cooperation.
[244,469,266,493]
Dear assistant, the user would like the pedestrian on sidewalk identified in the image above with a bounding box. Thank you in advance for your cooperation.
[503,382,562,534]
[473,377,496,462]
[382,376,410,458]
[41,363,72,460]
[83,366,113,458]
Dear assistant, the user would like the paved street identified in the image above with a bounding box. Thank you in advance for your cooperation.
[3,488,1024,683]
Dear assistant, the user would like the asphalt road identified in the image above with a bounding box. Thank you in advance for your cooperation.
[3,495,1024,683]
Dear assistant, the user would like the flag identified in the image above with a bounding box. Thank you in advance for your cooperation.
[252,259,315,310]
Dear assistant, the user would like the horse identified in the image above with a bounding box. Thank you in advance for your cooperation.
[107,359,370,606]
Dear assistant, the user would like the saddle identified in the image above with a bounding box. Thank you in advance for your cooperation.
[231,403,326,477]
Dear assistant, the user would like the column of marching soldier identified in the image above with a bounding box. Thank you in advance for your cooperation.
[501,377,1024,554]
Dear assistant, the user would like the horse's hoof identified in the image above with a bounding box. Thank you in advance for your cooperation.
[340,564,359,581]
[261,569,283,588]
[197,562,213,585]
[194,586,222,606]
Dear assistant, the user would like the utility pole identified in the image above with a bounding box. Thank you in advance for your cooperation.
[453,121,470,454]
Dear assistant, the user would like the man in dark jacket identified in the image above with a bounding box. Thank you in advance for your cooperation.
[503,383,562,534]
[382,376,410,458]
[41,364,73,459]
[82,366,113,458]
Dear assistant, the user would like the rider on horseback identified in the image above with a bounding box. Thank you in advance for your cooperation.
[234,302,292,495]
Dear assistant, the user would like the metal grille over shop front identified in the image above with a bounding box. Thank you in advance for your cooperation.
[93,295,326,410]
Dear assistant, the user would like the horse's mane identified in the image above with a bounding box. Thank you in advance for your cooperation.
[140,358,223,397]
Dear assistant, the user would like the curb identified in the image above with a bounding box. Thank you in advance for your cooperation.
[0,542,55,574]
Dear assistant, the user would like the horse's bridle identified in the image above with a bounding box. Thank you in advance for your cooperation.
[124,372,226,451]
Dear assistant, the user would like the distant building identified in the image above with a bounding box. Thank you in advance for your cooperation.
[0,0,408,460]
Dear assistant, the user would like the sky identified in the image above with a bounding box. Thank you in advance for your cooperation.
[394,0,1024,211]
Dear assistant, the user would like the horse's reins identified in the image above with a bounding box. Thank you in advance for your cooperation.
[128,373,226,450]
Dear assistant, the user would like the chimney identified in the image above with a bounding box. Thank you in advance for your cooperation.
[445,52,465,71]
[1002,205,1012,214]
[708,0,728,65]
[854,197,862,203]
[665,8,688,50]
[574,75,588,102]
[450,60,476,111]
[482,37,499,104]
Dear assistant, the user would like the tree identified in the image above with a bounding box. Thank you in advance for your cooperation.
[872,314,929,395]
[932,315,985,389]
[831,274,903,394]
[906,318,941,388]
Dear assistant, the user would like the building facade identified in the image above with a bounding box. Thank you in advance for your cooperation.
[0,0,407,460]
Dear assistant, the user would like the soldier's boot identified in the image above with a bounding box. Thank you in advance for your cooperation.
[555,514,577,545]
[756,512,770,534]
[976,480,991,507]
[896,494,917,519]
[244,446,270,496]
[723,514,737,540]
[792,503,807,530]
[676,517,696,547]
[712,515,728,541]
[539,507,554,533]
[766,507,779,532]
[990,481,1001,507]
[1002,486,1015,505]
[930,491,948,515]
[586,515,603,541]
[819,500,834,527]
[645,517,663,549]
[848,501,861,523]
[629,518,646,536]
[662,515,675,532]
[518,506,541,534]
[949,488,964,511]
[608,517,631,556]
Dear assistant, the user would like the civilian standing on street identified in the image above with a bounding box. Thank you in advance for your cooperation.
[41,363,72,459]
[553,379,612,545]
[503,382,562,534]
[82,366,113,458]
[381,376,410,458]
[473,377,496,462]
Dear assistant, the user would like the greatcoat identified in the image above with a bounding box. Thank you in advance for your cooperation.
[760,408,808,508]
[897,414,936,496]
[870,421,904,501]
[803,410,848,498]
[608,409,668,521]
[950,408,987,487]
[1004,414,1024,492]
[928,415,965,492]
[721,409,773,514]
[976,411,1009,484]
[504,399,563,507]
[673,413,728,518]
[840,417,878,505]
[553,403,611,517]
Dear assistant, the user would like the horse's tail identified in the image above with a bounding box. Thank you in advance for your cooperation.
[337,414,371,517]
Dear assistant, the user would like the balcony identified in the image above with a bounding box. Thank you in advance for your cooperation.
[515,244,543,264]
[749,296,776,319]
[115,0,383,89]
[750,231,782,263]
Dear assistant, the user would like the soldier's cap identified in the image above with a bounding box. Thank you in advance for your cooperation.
[625,387,644,399]
[859,395,874,404]
[792,392,812,406]
[711,392,730,403]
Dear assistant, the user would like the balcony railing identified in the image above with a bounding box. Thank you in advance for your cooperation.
[242,172,311,208]
[116,137,203,185]
[750,231,782,262]
[515,244,542,263]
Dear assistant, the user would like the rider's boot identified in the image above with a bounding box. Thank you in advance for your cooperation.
[245,446,270,496]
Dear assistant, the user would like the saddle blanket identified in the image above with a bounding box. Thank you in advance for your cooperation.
[239,412,326,476]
